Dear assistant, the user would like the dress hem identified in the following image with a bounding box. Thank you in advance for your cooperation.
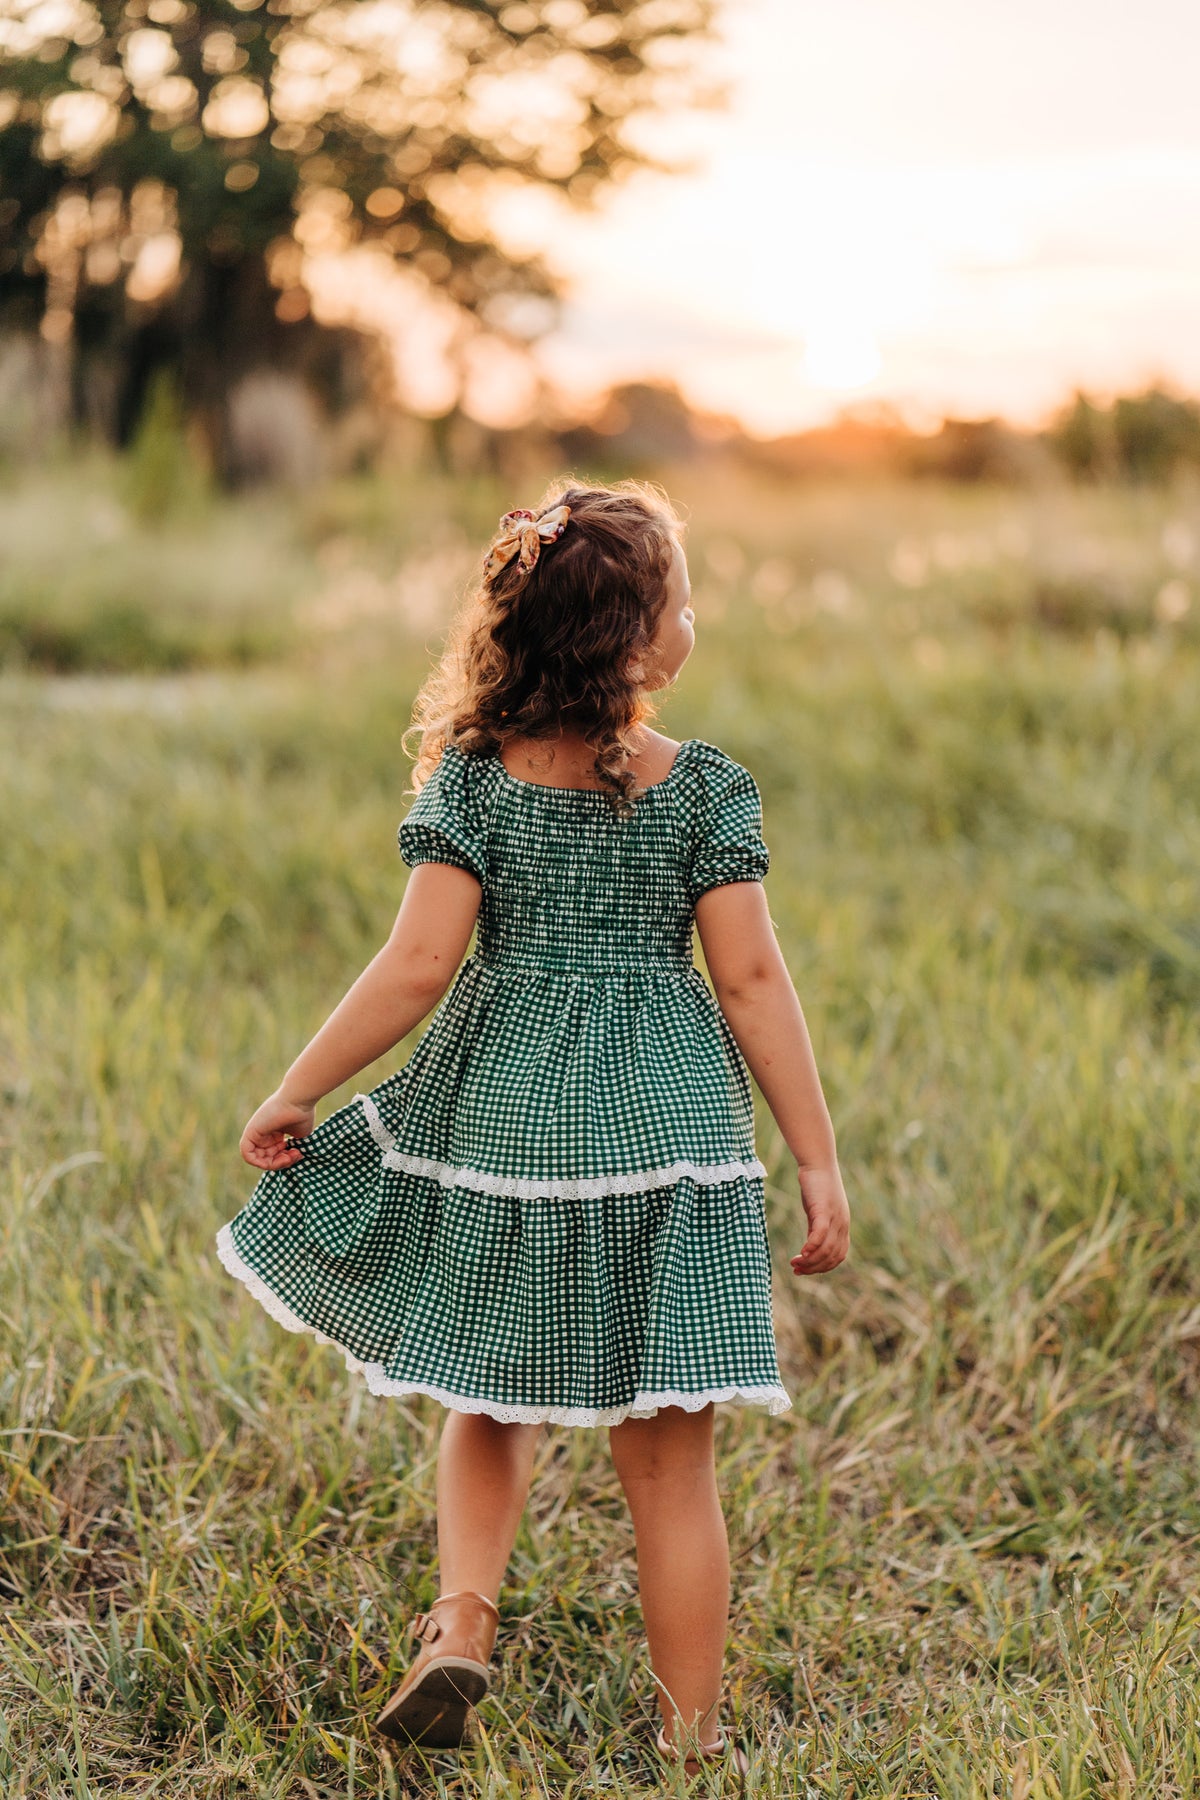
[214,1223,793,1428]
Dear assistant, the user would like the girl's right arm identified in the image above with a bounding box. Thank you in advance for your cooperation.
[239,862,482,1170]
[695,880,851,1276]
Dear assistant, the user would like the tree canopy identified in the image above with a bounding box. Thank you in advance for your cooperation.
[0,0,714,459]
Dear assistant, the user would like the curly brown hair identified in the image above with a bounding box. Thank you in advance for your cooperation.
[403,479,684,814]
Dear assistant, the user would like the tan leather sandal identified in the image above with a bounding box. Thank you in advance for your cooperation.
[655,1723,750,1782]
[374,1589,500,1750]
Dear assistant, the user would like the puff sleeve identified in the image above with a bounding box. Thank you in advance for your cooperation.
[686,754,770,906]
[398,745,489,885]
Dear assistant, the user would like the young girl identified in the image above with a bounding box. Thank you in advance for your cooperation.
[215,481,850,1779]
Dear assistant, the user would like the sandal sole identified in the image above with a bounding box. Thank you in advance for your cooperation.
[374,1660,490,1749]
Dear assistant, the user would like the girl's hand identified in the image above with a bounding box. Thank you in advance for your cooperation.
[791,1164,851,1275]
[240,1091,315,1170]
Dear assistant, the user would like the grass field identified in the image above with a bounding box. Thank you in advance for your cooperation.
[2,450,1198,1797]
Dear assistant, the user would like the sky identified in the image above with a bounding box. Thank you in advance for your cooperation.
[521,0,1200,436]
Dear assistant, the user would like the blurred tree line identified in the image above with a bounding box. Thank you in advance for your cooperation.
[558,381,1200,488]
[1046,389,1200,485]
[0,0,714,477]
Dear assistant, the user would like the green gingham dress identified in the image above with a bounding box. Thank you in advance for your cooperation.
[215,738,792,1426]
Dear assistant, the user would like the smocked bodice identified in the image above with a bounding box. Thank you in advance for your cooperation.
[398,738,769,978]
[476,777,699,973]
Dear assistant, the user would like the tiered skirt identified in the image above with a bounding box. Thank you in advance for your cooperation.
[215,958,792,1426]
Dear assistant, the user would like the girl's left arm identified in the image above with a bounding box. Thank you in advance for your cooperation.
[239,863,482,1170]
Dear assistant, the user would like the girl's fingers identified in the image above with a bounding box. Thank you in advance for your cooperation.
[791,1235,849,1274]
[800,1222,828,1256]
[240,1131,305,1168]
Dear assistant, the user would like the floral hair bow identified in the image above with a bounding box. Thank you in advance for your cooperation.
[483,503,571,581]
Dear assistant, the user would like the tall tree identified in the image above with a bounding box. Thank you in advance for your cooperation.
[0,0,714,463]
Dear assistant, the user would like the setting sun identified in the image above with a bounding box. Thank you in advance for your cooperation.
[802,322,882,393]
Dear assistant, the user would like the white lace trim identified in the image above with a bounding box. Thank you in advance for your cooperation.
[214,1224,792,1427]
[353,1092,767,1201]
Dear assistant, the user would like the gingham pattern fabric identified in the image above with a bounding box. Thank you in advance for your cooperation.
[215,738,793,1426]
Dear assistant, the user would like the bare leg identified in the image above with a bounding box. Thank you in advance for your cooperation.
[435,1410,543,1599]
[609,1403,730,1749]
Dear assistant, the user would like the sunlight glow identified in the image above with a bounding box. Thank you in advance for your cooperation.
[802,322,883,392]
